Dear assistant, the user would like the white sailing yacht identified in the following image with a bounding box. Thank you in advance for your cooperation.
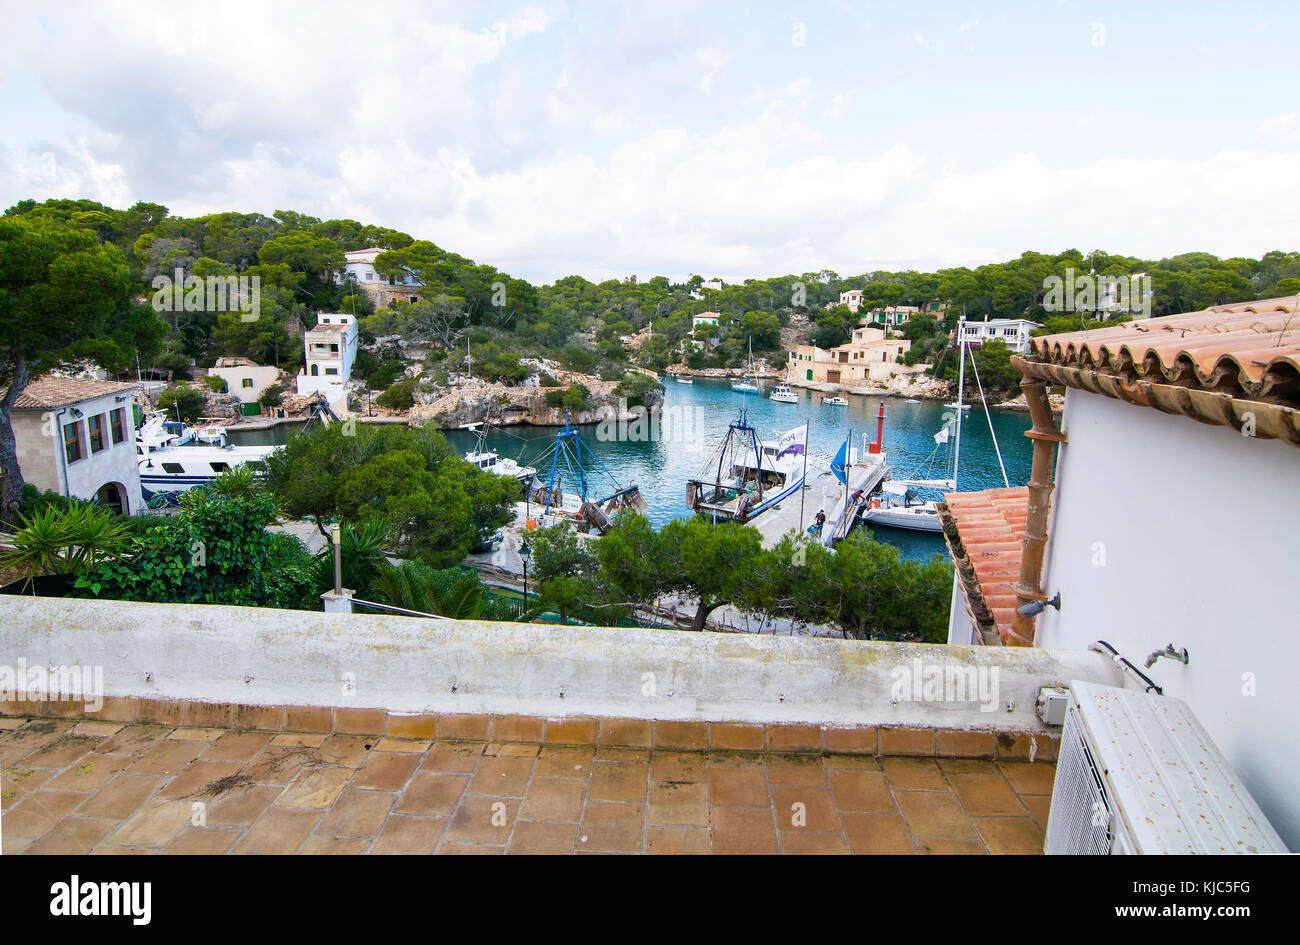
[731,338,762,394]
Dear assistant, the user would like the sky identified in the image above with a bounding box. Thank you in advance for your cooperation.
[1,0,1298,285]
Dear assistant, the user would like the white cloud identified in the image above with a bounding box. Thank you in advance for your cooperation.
[823,92,849,121]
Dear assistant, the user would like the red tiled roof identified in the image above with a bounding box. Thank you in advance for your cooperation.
[939,487,1030,646]
[1019,295,1300,446]
[8,376,136,409]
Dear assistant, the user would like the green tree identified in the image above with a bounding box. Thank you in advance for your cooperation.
[157,383,207,422]
[0,213,165,521]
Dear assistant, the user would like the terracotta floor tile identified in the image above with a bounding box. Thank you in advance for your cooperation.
[23,815,114,854]
[231,808,321,854]
[947,773,1027,816]
[708,766,770,807]
[95,725,170,757]
[102,797,194,848]
[822,754,881,770]
[779,832,850,855]
[156,760,245,799]
[395,773,469,817]
[646,827,711,855]
[317,789,396,837]
[24,735,103,769]
[918,837,987,854]
[895,790,977,838]
[128,740,207,777]
[707,751,766,767]
[534,746,594,779]
[579,801,645,852]
[594,747,649,763]
[4,790,86,837]
[880,757,947,791]
[2,720,75,753]
[76,775,163,820]
[163,827,240,855]
[239,746,314,785]
[202,732,273,763]
[648,781,709,828]
[650,751,708,783]
[937,757,1000,775]
[997,762,1058,796]
[508,820,578,854]
[1,836,32,855]
[300,835,371,855]
[421,741,484,774]
[826,769,897,813]
[2,767,57,809]
[438,843,504,854]
[314,736,375,768]
[205,783,281,828]
[1021,793,1053,829]
[772,786,841,833]
[841,812,918,854]
[466,756,534,797]
[352,751,422,791]
[276,766,352,809]
[710,806,777,854]
[588,761,648,803]
[972,816,1046,854]
[89,845,157,855]
[443,795,520,845]
[370,814,447,854]
[43,753,133,793]
[519,777,586,823]
[764,755,827,787]
[168,728,223,742]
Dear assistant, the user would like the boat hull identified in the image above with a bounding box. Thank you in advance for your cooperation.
[861,505,943,533]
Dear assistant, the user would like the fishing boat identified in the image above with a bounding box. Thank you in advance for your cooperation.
[463,422,538,490]
[528,413,648,533]
[824,396,849,406]
[731,338,762,394]
[769,383,798,403]
[685,410,806,524]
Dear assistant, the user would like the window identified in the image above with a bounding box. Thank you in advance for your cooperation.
[87,414,106,453]
[63,421,84,463]
[161,462,185,474]
[110,407,127,445]
[242,378,254,388]
[330,344,339,353]
[325,368,338,375]
[210,462,230,473]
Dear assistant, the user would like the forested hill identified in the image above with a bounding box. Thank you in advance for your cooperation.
[5,198,1298,382]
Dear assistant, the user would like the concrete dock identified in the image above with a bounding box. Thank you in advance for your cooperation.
[750,455,887,549]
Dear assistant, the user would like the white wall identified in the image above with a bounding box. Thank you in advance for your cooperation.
[209,365,279,404]
[1035,391,1299,850]
[1,596,1122,733]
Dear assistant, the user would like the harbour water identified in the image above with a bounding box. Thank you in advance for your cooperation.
[231,379,1035,561]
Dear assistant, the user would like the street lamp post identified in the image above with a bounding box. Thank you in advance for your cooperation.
[519,540,532,612]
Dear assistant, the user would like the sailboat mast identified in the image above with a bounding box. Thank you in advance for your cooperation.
[953,314,965,491]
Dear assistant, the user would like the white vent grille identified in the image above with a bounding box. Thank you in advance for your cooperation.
[1045,698,1114,855]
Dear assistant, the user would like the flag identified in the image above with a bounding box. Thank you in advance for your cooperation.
[831,437,848,485]
[934,427,950,445]
[776,425,806,460]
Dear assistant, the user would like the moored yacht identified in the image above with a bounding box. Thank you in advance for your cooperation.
[769,384,798,403]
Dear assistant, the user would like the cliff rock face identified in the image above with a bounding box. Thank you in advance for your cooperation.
[409,375,664,429]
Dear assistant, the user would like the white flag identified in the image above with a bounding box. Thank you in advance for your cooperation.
[934,427,950,444]
[776,425,806,460]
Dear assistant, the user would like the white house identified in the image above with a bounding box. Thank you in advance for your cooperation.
[295,313,358,402]
[8,377,143,515]
[939,295,1300,850]
[208,358,280,412]
[958,317,1040,353]
[335,248,423,308]
[689,279,724,300]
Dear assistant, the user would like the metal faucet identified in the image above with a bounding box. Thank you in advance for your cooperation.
[1145,644,1189,669]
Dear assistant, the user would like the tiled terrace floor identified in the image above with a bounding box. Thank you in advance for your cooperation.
[0,718,1053,854]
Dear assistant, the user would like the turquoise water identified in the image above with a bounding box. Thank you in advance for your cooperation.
[232,379,1034,561]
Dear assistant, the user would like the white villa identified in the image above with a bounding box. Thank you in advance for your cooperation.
[295,313,358,406]
[8,377,142,515]
[208,358,280,415]
[957,317,1040,353]
[335,248,424,307]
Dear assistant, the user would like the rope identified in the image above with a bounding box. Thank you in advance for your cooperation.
[965,346,1010,488]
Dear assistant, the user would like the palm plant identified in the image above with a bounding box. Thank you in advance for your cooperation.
[371,560,496,620]
[0,502,132,592]
[314,518,389,596]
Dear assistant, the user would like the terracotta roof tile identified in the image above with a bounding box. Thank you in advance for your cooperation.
[938,487,1030,646]
[1019,295,1300,446]
[8,376,136,410]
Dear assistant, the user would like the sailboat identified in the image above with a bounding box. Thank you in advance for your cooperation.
[731,338,762,394]
[862,316,969,533]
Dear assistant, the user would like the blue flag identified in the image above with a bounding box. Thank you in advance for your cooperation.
[831,437,848,485]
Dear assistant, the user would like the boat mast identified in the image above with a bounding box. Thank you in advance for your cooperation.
[953,312,965,491]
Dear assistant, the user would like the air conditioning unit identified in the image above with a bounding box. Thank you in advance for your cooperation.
[1044,681,1288,855]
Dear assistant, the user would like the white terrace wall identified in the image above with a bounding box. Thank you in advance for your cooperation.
[0,597,1120,734]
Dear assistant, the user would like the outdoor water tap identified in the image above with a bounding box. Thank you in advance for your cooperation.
[1145,644,1189,669]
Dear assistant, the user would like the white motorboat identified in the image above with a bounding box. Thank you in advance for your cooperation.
[824,396,849,406]
[944,401,972,410]
[674,375,694,384]
[769,384,798,403]
[861,482,942,532]
[139,443,278,502]
[464,423,538,489]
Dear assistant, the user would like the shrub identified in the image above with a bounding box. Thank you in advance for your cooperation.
[157,383,206,422]
[376,377,417,411]
[545,383,593,412]
[259,384,284,408]
[204,375,228,393]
